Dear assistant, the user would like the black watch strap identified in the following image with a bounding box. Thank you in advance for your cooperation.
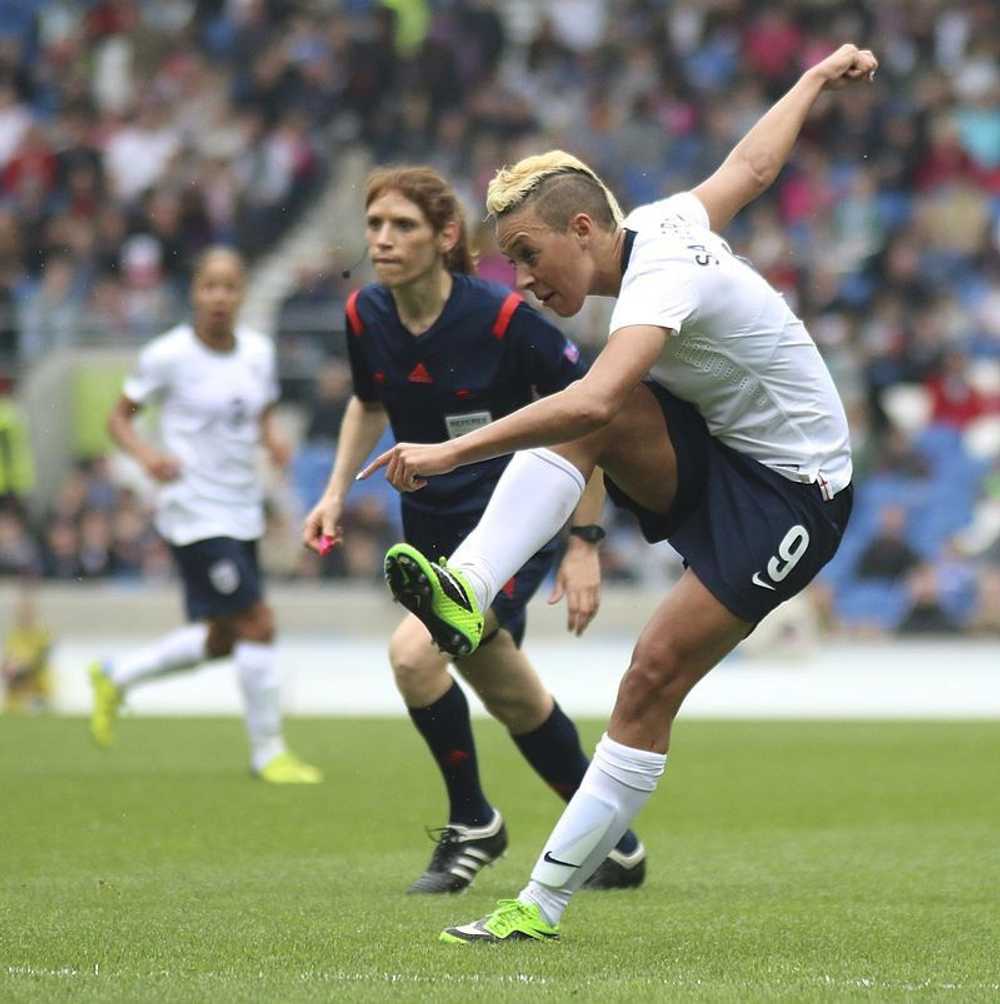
[569,524,606,544]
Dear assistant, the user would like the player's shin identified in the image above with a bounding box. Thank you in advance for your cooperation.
[107,623,209,689]
[518,733,665,925]
[450,448,585,610]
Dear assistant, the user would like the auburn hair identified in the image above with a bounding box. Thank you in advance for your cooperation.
[365,166,476,274]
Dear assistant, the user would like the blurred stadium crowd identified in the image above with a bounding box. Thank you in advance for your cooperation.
[0,0,998,638]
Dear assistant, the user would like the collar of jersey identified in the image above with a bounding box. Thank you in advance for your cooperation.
[620,228,638,277]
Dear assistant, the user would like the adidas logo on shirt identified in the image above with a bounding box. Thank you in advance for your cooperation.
[408,363,433,383]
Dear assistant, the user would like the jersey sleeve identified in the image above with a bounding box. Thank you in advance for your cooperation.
[344,307,379,402]
[122,340,170,405]
[607,241,702,338]
[508,302,587,395]
[660,191,711,229]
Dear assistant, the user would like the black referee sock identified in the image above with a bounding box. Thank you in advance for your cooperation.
[408,680,494,828]
[513,702,639,856]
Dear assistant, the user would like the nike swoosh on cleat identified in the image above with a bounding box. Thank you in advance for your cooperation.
[433,564,474,611]
[751,572,776,591]
[543,850,580,868]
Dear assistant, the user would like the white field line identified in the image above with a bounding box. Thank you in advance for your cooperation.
[6,965,999,992]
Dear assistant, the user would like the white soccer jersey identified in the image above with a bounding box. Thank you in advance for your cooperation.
[609,192,852,497]
[123,324,279,545]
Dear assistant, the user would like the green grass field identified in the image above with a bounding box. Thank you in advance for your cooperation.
[2,716,998,1002]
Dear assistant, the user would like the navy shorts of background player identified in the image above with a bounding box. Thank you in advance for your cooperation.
[169,537,263,622]
[345,273,587,647]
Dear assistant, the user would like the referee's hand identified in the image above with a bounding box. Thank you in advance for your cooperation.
[549,537,602,636]
[303,494,343,554]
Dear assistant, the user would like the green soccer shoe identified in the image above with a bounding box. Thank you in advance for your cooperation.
[88,661,122,748]
[384,543,484,657]
[255,751,323,784]
[440,899,560,944]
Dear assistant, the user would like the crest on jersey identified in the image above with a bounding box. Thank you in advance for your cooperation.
[208,559,241,595]
[227,397,248,428]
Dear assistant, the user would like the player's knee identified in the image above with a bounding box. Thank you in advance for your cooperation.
[388,631,439,692]
[621,638,690,709]
[205,621,235,658]
[233,604,275,644]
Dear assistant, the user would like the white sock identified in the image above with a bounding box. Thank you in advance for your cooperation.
[519,733,666,925]
[234,641,286,771]
[450,448,585,610]
[108,624,208,690]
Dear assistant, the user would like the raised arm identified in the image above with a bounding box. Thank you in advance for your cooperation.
[692,43,878,232]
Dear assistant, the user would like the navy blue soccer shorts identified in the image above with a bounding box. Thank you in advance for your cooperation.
[401,503,559,648]
[604,382,853,625]
[169,537,264,622]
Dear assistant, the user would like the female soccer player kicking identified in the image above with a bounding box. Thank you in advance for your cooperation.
[303,166,646,894]
[89,248,321,784]
[361,44,877,940]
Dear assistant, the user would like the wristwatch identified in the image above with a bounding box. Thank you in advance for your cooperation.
[569,524,606,544]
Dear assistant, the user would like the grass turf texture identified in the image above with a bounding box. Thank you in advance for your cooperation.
[2,717,998,1003]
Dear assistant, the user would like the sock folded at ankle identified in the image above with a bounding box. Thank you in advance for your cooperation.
[520,733,666,925]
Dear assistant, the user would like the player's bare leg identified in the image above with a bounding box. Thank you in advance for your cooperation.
[608,571,750,752]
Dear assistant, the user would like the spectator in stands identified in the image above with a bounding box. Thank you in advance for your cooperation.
[16,250,84,361]
[855,505,921,582]
[291,358,353,515]
[78,508,115,578]
[897,565,961,635]
[41,518,82,580]
[2,585,52,714]
[0,505,39,577]
[926,350,991,428]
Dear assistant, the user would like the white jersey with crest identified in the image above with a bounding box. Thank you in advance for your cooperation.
[609,192,852,497]
[123,323,279,545]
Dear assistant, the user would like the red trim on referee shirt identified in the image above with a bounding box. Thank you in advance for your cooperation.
[345,290,363,336]
[492,292,522,340]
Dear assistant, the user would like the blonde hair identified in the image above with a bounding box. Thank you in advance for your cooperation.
[485,150,624,229]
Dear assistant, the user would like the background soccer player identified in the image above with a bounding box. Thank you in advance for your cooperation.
[89,247,321,784]
[362,44,878,940]
[303,166,645,893]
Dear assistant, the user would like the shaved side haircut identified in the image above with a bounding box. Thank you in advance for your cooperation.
[486,150,624,231]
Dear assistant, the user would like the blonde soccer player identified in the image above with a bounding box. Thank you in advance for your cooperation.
[362,44,877,941]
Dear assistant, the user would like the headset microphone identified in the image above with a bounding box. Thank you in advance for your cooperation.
[341,250,368,279]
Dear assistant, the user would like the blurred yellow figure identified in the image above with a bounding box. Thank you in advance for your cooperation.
[2,587,52,714]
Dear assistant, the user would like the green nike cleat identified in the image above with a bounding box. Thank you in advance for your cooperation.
[255,751,323,784]
[88,662,122,749]
[440,899,560,944]
[384,543,484,657]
